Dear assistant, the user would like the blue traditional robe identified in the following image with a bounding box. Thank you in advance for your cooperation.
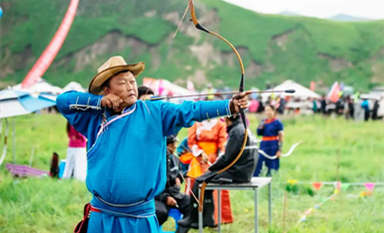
[253,118,283,176]
[56,91,232,233]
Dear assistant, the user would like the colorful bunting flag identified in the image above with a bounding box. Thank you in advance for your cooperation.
[312,182,323,191]
[334,181,341,191]
[364,183,375,191]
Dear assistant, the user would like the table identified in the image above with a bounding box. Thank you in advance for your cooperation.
[198,177,272,233]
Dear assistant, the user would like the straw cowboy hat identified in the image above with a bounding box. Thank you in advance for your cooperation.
[88,56,145,94]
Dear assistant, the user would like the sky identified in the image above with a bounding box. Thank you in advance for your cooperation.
[223,0,383,20]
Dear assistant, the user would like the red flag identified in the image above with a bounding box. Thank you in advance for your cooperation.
[21,0,79,88]
[310,81,316,91]
[327,82,340,103]
[312,182,323,191]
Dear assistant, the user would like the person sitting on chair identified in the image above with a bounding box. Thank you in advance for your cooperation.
[177,114,257,232]
[155,135,190,226]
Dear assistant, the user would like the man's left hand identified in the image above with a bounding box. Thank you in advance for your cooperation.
[230,91,251,114]
[276,151,281,158]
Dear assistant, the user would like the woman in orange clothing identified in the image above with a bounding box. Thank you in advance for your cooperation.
[184,118,233,225]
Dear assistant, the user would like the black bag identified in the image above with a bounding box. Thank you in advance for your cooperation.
[74,203,91,233]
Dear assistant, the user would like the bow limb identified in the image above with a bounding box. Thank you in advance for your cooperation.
[252,142,302,160]
[188,0,248,212]
[281,142,301,157]
[189,0,246,127]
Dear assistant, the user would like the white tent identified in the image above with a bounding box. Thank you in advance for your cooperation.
[262,80,321,101]
[0,89,56,119]
[13,78,62,95]
[142,78,196,102]
[63,81,85,92]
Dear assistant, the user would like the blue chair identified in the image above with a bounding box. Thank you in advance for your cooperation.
[58,160,66,178]
[160,208,182,233]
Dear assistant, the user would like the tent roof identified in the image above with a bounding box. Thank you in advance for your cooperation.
[142,78,196,100]
[63,81,85,92]
[13,79,62,95]
[262,80,321,99]
[0,90,56,119]
[0,90,29,101]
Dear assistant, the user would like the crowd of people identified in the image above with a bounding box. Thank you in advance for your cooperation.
[248,93,383,121]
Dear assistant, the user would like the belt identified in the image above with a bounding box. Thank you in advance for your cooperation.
[90,193,155,218]
[262,136,279,141]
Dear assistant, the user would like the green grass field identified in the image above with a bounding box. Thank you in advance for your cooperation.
[0,113,383,233]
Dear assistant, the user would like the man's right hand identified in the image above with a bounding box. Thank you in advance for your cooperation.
[166,196,177,207]
[101,94,124,112]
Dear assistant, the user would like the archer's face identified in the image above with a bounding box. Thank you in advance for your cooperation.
[105,72,138,108]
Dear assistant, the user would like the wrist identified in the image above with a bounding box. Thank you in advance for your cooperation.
[229,99,236,114]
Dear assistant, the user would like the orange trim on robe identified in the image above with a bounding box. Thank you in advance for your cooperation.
[179,152,202,178]
[214,190,233,224]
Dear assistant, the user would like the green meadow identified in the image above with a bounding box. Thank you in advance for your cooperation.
[0,113,383,232]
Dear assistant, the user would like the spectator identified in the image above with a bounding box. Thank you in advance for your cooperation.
[62,122,87,181]
[320,95,327,114]
[372,99,379,120]
[186,118,233,225]
[177,114,256,232]
[155,135,190,226]
[361,99,370,121]
[253,104,284,176]
[138,85,154,100]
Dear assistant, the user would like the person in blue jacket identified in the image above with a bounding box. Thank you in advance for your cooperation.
[56,56,249,233]
[253,104,284,176]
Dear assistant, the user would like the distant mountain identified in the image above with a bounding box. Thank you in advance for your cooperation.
[2,0,384,91]
[329,14,371,22]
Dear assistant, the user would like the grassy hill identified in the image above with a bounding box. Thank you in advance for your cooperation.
[1,0,384,91]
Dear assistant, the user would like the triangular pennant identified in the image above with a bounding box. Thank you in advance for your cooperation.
[364,183,375,192]
[312,182,323,191]
[334,181,341,191]
[288,179,298,185]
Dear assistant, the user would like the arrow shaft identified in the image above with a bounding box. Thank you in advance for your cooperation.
[150,89,293,101]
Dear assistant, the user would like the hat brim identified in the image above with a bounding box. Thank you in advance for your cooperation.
[88,62,145,95]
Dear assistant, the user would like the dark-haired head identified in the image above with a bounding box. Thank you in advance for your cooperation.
[265,104,277,119]
[265,104,276,112]
[138,86,154,100]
